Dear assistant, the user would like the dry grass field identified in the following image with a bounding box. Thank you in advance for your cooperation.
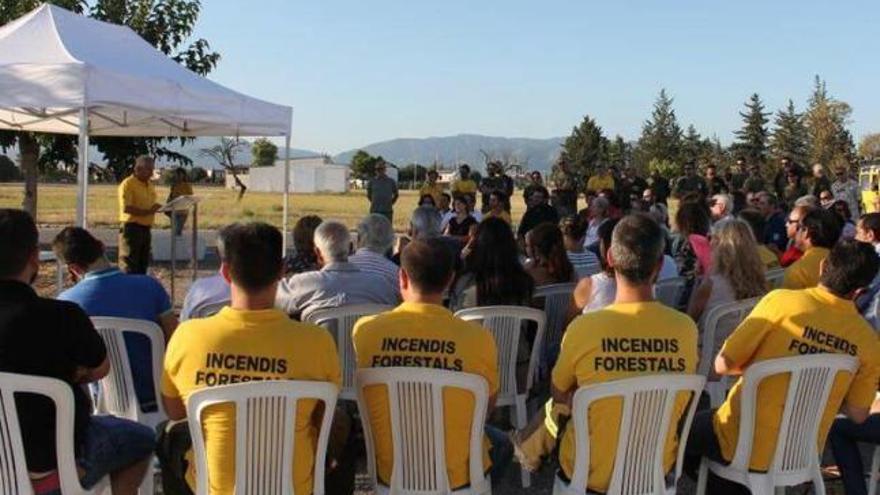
[0,183,531,231]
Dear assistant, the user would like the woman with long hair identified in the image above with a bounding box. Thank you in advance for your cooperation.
[687,218,767,323]
[525,222,575,286]
[443,195,478,241]
[450,217,534,309]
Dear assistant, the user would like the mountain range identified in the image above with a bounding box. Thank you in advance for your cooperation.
[3,134,567,172]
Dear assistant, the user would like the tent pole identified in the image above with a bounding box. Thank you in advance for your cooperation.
[282,134,291,254]
[76,107,89,228]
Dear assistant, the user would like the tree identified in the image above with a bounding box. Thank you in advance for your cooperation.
[681,125,713,166]
[805,76,854,167]
[251,138,278,167]
[201,138,247,199]
[190,166,208,182]
[399,164,428,188]
[635,89,683,169]
[606,135,632,168]
[732,93,770,166]
[559,115,608,188]
[769,99,808,166]
[349,150,383,181]
[0,155,20,182]
[859,133,880,161]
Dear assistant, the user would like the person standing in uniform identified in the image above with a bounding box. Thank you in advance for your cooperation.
[367,159,399,223]
[118,155,161,274]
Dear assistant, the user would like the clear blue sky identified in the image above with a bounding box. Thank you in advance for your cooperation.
[195,0,878,154]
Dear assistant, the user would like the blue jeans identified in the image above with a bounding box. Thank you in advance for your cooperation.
[486,424,513,485]
[829,414,880,495]
[41,415,156,495]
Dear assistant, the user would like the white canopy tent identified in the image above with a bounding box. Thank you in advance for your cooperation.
[0,4,294,247]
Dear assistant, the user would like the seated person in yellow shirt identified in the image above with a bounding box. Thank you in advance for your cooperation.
[482,190,511,224]
[684,239,880,494]
[783,207,841,289]
[514,213,698,493]
[353,239,512,489]
[160,222,349,495]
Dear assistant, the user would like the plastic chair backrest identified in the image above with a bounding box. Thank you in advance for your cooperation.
[355,367,490,495]
[728,354,858,475]
[90,317,167,428]
[654,277,685,308]
[765,268,785,289]
[561,374,705,495]
[697,297,760,376]
[455,306,546,405]
[306,304,394,400]
[192,299,230,319]
[0,372,98,495]
[533,283,576,363]
[186,380,339,495]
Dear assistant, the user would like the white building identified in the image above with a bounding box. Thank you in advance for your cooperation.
[226,156,350,193]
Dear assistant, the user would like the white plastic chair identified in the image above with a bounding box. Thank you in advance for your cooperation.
[0,372,110,495]
[696,354,859,495]
[868,446,880,495]
[654,277,685,309]
[553,374,705,495]
[306,304,394,401]
[90,317,167,429]
[533,282,576,372]
[355,367,492,495]
[186,380,339,495]
[455,306,546,487]
[765,268,785,289]
[191,299,230,318]
[697,297,760,407]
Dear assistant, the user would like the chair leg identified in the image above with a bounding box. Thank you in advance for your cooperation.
[696,458,708,495]
[869,447,880,495]
[812,466,827,495]
[516,397,531,488]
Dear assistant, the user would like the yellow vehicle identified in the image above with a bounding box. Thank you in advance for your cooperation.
[859,163,880,213]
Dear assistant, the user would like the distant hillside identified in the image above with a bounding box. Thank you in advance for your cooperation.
[1,137,319,170]
[334,134,564,172]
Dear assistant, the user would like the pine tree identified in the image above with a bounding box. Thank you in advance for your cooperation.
[606,135,630,168]
[805,76,853,167]
[733,93,769,165]
[635,89,683,168]
[560,115,608,186]
[681,125,706,165]
[769,99,808,165]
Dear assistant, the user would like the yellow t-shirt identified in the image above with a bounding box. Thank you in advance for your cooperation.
[586,174,615,193]
[170,182,194,200]
[352,302,498,489]
[118,175,158,226]
[758,245,781,270]
[551,302,698,493]
[451,179,478,197]
[714,287,880,471]
[483,209,511,224]
[161,307,341,495]
[419,182,445,205]
[782,247,829,289]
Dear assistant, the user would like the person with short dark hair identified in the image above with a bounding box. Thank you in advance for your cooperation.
[286,214,323,274]
[161,222,346,495]
[483,190,511,224]
[560,215,599,278]
[831,199,857,239]
[755,191,787,253]
[673,162,709,199]
[705,164,729,196]
[523,170,544,205]
[783,207,842,289]
[742,162,767,194]
[514,214,698,491]
[353,239,512,489]
[854,212,880,327]
[686,239,880,494]
[367,159,399,223]
[0,209,154,495]
[54,227,176,413]
[451,163,478,199]
[737,209,781,269]
[517,186,559,242]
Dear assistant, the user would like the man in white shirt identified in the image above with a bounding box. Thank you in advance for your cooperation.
[350,214,400,295]
[276,221,399,319]
[180,232,230,320]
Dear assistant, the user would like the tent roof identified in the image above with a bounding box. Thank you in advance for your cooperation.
[0,4,291,137]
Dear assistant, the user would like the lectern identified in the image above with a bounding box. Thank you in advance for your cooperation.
[158,195,201,306]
